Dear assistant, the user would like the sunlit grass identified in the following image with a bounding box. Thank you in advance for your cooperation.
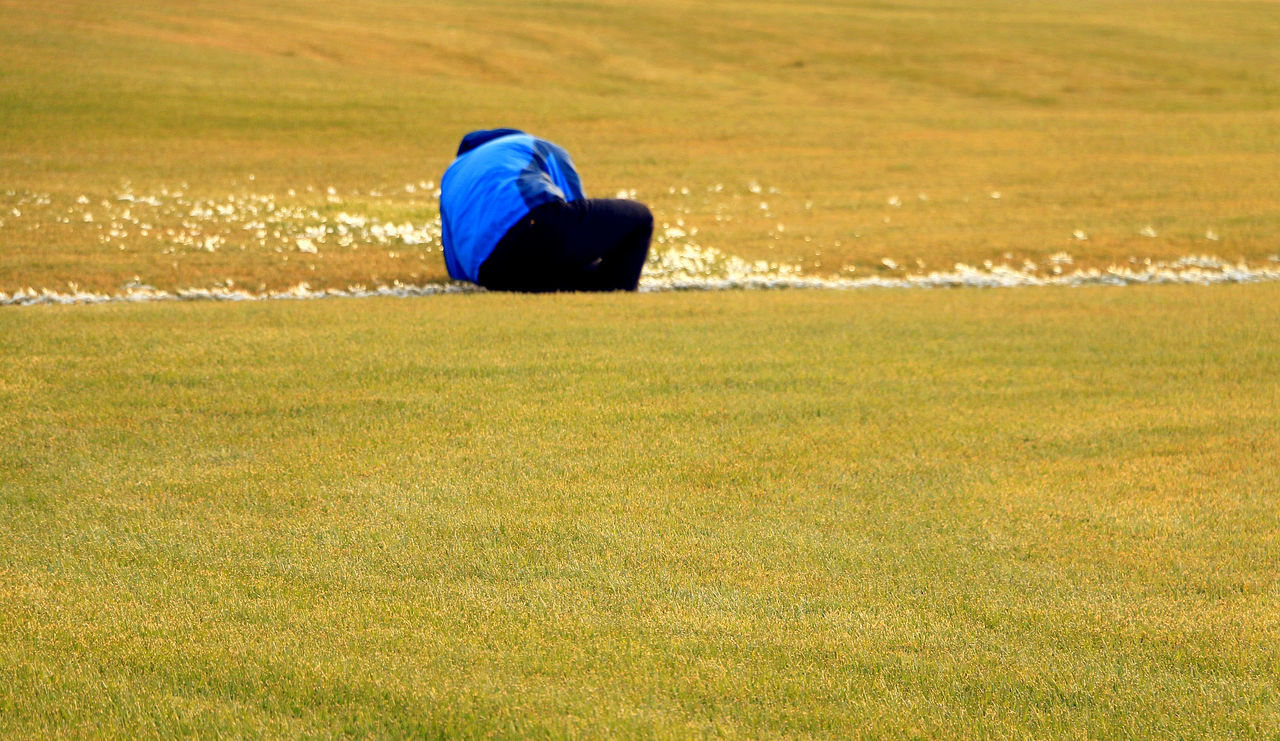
[2,0,1279,292]
[3,286,1280,736]
[4,0,1280,734]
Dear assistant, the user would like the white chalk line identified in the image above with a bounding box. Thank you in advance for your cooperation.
[4,252,1279,307]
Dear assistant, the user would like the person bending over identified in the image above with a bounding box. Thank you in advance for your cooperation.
[440,129,654,292]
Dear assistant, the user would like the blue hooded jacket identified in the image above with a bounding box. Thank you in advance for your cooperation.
[439,129,585,282]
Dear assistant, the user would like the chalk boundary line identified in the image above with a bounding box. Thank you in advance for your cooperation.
[5,257,1280,306]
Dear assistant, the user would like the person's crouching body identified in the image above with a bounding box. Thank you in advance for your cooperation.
[439,129,653,292]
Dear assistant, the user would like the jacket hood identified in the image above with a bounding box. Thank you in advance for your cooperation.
[456,128,526,156]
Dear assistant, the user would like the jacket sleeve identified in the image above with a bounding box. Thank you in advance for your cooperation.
[513,138,585,206]
[544,141,584,202]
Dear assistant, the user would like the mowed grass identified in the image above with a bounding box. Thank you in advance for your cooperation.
[3,286,1279,736]
[3,0,1280,292]
[4,0,1280,735]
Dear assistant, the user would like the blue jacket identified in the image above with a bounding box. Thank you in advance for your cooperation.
[439,129,585,282]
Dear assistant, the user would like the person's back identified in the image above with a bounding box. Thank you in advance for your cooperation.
[440,129,652,292]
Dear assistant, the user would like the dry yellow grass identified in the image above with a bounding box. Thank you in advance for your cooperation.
[2,0,1278,293]
[5,285,1280,736]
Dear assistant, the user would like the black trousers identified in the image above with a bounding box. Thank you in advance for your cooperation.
[477,199,654,292]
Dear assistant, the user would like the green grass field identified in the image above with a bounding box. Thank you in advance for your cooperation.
[5,0,1280,736]
[2,0,1278,292]
[4,286,1279,736]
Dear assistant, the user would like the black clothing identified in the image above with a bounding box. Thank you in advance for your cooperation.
[477,198,654,293]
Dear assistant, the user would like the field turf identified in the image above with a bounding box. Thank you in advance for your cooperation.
[4,286,1280,736]
[2,0,1279,292]
[4,0,1280,736]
